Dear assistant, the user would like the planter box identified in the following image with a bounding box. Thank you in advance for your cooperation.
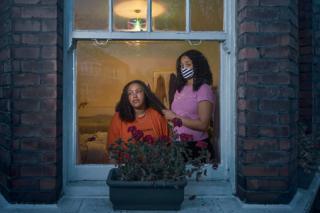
[106,168,187,210]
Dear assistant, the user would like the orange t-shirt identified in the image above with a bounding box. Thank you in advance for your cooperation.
[106,108,168,148]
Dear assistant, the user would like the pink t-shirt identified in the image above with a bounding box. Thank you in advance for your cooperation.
[171,84,215,141]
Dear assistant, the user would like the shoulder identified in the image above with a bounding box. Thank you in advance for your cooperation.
[196,84,215,103]
[198,83,212,92]
[111,112,121,122]
[147,108,161,116]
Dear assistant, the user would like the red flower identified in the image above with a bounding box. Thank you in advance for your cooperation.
[132,129,144,141]
[172,117,182,127]
[143,135,154,144]
[123,153,130,160]
[180,133,193,142]
[128,126,137,133]
[195,141,208,149]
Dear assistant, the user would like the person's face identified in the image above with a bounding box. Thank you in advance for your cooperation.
[180,55,193,70]
[127,83,145,110]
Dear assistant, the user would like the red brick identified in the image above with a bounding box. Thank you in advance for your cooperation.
[0,48,10,61]
[40,73,57,85]
[21,166,42,176]
[239,48,259,59]
[238,0,259,11]
[21,60,57,72]
[40,99,57,111]
[11,179,39,190]
[40,179,56,190]
[260,46,290,58]
[14,0,40,4]
[243,151,289,164]
[260,0,290,6]
[0,100,10,112]
[239,22,258,34]
[279,140,291,150]
[279,114,290,124]
[14,47,40,59]
[259,100,291,112]
[260,22,291,33]
[243,139,278,151]
[20,139,39,151]
[41,0,57,4]
[22,33,57,45]
[0,73,11,86]
[41,46,57,59]
[40,127,58,137]
[12,152,38,163]
[42,165,56,176]
[241,166,279,176]
[13,126,41,137]
[21,7,57,18]
[41,20,57,32]
[13,100,40,112]
[20,87,57,99]
[238,125,246,137]
[14,20,41,32]
[246,112,278,125]
[40,152,56,163]
[247,179,288,190]
[238,111,246,124]
[13,73,40,86]
[21,112,56,125]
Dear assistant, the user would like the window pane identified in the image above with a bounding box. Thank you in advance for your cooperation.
[191,0,223,31]
[114,0,148,31]
[76,40,220,164]
[74,0,108,30]
[152,0,185,31]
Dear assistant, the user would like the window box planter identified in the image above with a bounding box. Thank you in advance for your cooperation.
[106,168,187,210]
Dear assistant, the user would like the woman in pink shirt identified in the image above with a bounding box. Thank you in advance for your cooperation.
[162,49,215,160]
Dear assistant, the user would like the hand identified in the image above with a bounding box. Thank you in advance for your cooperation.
[162,109,177,120]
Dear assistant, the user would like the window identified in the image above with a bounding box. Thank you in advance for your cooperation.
[64,0,235,185]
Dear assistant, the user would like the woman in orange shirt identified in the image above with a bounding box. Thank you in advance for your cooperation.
[107,80,169,150]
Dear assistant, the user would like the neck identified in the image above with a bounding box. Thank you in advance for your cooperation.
[186,78,193,85]
[135,108,146,117]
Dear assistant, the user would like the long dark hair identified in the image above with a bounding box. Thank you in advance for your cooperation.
[175,49,213,92]
[115,80,166,122]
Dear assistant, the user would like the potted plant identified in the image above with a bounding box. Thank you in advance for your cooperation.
[106,118,210,210]
[297,122,320,189]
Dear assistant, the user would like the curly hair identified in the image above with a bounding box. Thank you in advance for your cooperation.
[115,80,166,122]
[175,49,213,92]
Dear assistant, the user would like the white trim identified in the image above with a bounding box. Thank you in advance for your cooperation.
[147,0,152,32]
[63,0,74,189]
[186,0,190,32]
[224,0,237,194]
[72,31,227,41]
[108,0,113,32]
[64,0,237,189]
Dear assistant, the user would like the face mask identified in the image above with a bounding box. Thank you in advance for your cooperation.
[181,67,194,79]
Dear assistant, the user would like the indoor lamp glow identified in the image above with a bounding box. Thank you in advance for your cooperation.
[114,0,165,19]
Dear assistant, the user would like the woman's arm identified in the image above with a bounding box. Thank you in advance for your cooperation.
[162,100,213,131]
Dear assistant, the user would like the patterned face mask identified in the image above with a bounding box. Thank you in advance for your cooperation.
[181,67,194,79]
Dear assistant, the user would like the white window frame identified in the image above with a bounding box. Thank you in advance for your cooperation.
[63,0,236,193]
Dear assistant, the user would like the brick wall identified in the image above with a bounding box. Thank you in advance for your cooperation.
[314,0,320,136]
[236,0,299,203]
[0,0,63,203]
[0,0,13,202]
[298,0,313,132]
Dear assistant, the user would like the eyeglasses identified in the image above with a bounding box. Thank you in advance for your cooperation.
[128,89,143,97]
